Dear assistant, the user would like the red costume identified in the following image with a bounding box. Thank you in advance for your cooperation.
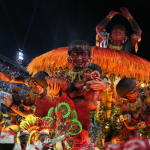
[34,96,91,150]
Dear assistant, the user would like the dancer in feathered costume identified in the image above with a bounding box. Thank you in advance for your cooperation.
[35,95,90,150]
[34,130,49,150]
[14,130,36,150]
[19,116,51,145]
[19,115,71,150]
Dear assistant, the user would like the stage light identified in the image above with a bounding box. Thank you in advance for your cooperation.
[19,56,24,60]
[19,52,23,56]
[15,49,24,64]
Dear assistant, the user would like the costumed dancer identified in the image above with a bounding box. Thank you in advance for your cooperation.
[42,133,70,150]
[96,7,142,52]
[34,130,49,150]
[34,130,70,150]
[19,115,71,150]
[35,95,82,150]
[0,131,16,150]
[13,130,36,150]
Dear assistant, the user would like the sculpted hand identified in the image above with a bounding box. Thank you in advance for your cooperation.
[4,94,13,107]
[120,7,130,17]
[109,11,121,16]
[75,82,84,90]
[87,80,107,91]
[49,82,60,96]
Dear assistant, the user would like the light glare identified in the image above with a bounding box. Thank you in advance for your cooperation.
[141,83,144,87]
[19,56,24,60]
[19,52,23,56]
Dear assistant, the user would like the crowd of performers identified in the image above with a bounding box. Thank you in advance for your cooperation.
[1,7,150,150]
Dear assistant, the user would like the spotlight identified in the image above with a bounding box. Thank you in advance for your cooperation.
[19,56,24,60]
[141,83,144,87]
[15,49,24,64]
[19,52,23,56]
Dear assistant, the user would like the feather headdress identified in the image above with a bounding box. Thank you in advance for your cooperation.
[19,116,51,144]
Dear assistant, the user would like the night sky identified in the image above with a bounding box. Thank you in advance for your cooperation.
[0,0,149,68]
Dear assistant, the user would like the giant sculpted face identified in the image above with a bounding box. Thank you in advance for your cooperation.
[70,50,90,68]
[111,28,125,41]
[67,40,92,72]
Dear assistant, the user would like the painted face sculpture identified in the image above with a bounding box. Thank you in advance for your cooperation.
[123,87,138,101]
[70,50,90,68]
[28,80,44,94]
[67,40,92,72]
[83,68,93,82]
[116,77,138,102]
[28,80,37,89]
[111,28,125,41]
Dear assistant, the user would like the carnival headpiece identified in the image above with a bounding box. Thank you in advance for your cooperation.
[18,130,30,138]
[39,130,49,135]
[19,116,51,144]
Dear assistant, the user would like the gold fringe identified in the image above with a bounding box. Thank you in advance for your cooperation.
[66,70,84,83]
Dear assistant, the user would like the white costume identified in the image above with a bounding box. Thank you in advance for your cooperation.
[13,142,36,150]
[13,130,36,150]
[34,140,50,150]
[43,135,66,149]
[34,140,43,150]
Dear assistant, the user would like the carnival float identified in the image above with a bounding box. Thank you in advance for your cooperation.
[1,7,150,150]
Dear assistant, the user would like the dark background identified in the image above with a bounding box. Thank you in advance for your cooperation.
[0,0,149,67]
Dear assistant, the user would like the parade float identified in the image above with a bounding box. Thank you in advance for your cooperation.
[25,45,150,148]
[1,7,150,150]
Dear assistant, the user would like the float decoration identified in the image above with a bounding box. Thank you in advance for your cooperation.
[27,47,150,82]
[44,103,82,136]
[69,120,82,135]
[55,102,71,118]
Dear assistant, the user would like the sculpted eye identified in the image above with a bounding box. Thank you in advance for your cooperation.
[82,53,88,57]
[71,53,77,57]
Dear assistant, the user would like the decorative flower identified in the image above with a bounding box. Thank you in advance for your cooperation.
[12,105,18,110]
[91,71,100,80]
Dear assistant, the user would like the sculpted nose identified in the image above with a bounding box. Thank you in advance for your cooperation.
[77,54,82,59]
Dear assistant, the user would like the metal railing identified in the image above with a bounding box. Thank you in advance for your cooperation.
[0,54,27,73]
